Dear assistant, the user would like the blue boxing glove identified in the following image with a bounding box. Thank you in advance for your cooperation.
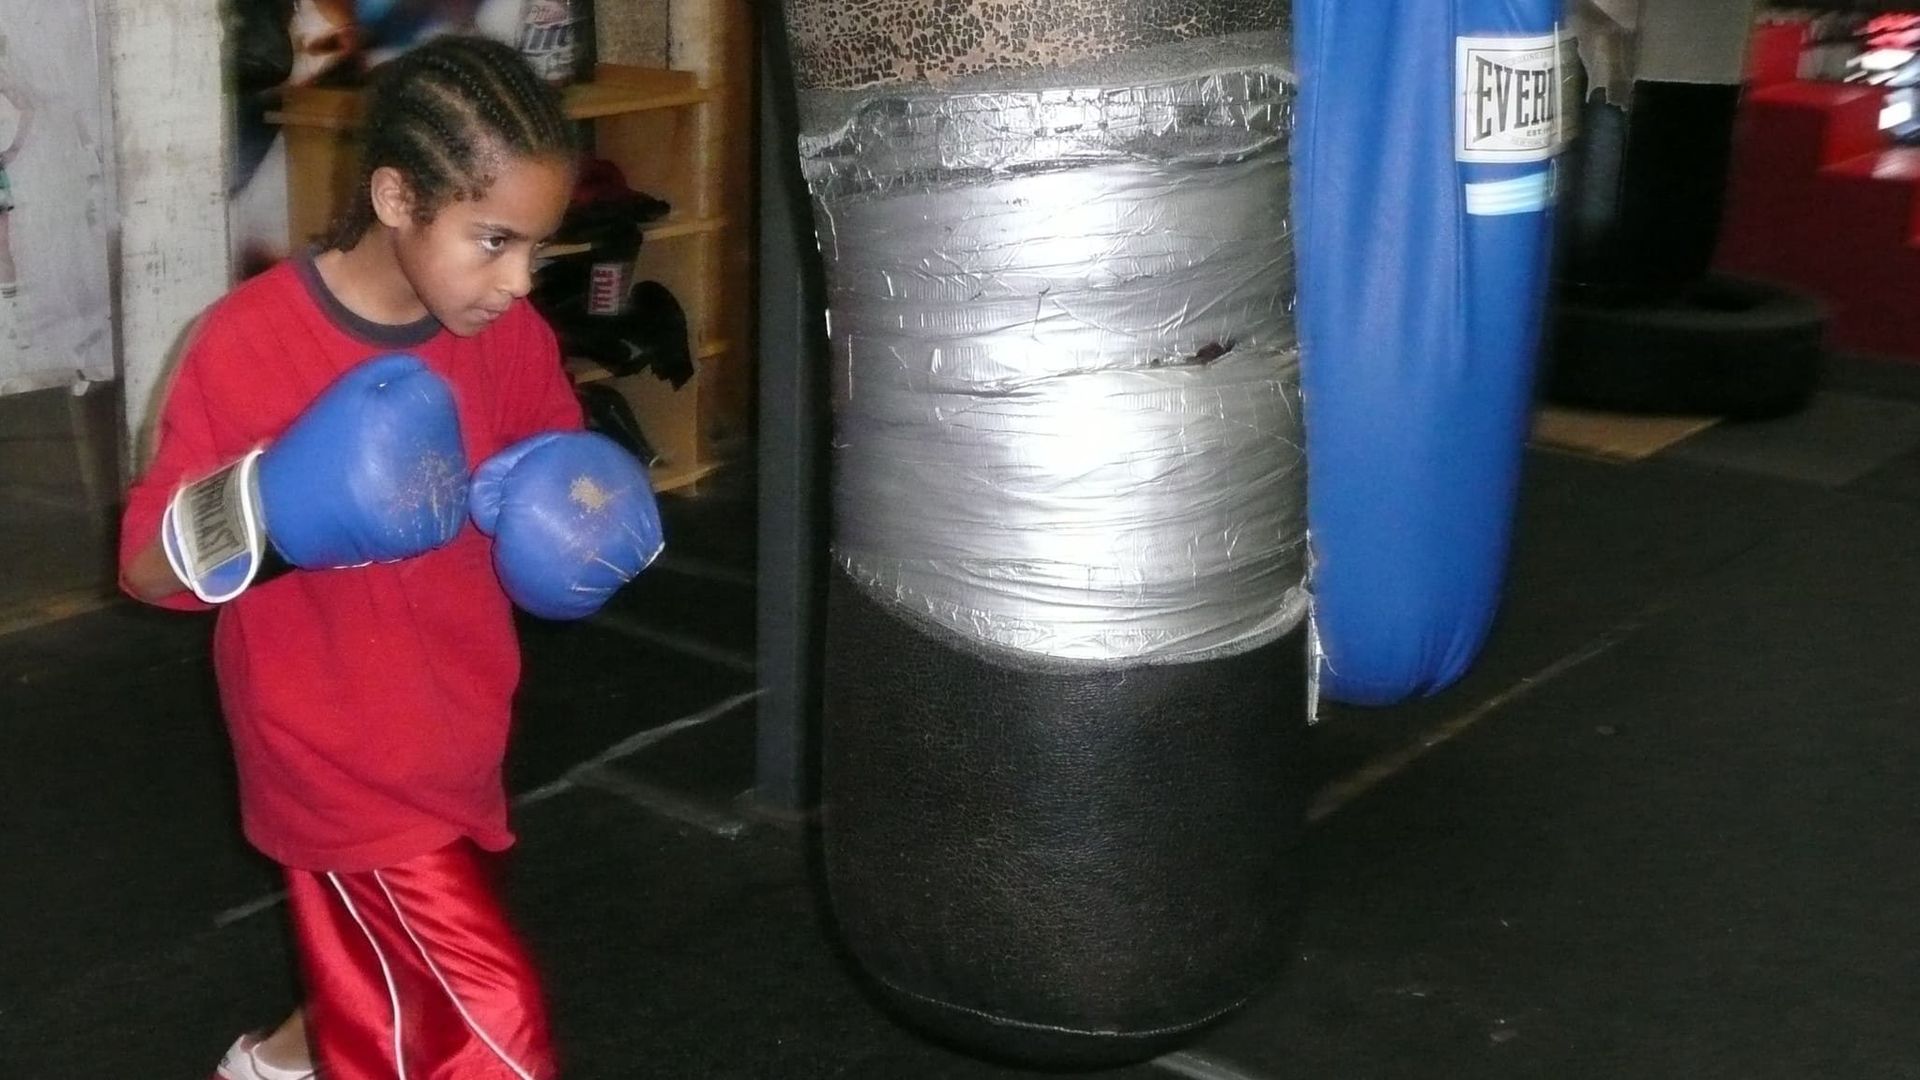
[161,354,469,603]
[470,431,665,620]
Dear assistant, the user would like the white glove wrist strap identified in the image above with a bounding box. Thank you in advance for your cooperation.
[161,449,268,604]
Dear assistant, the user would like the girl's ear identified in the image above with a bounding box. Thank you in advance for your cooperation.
[369,166,416,229]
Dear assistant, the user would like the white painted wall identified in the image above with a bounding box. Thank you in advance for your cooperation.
[0,2,116,395]
[1637,0,1760,85]
[104,0,230,470]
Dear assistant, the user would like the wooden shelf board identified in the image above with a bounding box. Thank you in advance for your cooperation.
[268,64,705,131]
[565,339,725,386]
[568,64,708,118]
[565,357,616,385]
[650,458,726,494]
[539,217,723,262]
[644,215,728,241]
[265,88,361,132]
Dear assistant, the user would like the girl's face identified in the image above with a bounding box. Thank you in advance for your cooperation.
[383,152,573,337]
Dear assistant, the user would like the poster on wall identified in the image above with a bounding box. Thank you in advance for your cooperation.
[229,0,591,277]
[0,1,113,396]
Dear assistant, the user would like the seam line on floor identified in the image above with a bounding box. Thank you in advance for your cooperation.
[0,589,118,641]
[571,764,752,838]
[516,689,763,807]
[211,689,762,928]
[589,610,757,675]
[1308,595,1676,823]
[1154,1051,1282,1080]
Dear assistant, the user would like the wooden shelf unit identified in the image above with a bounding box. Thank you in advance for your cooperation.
[268,55,753,494]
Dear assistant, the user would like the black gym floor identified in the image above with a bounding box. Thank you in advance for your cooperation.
[5,356,1920,1079]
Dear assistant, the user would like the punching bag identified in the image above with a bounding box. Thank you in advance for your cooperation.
[1295,0,1569,706]
[1557,0,1754,303]
[775,1,1310,1066]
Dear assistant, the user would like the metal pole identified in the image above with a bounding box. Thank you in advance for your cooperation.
[751,9,826,818]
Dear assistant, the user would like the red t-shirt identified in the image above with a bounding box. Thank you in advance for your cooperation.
[119,252,582,873]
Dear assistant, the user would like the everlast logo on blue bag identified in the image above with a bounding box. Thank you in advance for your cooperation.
[1456,32,1580,163]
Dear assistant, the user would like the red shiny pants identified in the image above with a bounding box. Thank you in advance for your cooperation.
[285,840,557,1080]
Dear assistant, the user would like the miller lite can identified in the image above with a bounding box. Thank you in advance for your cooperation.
[519,0,595,86]
[587,260,633,317]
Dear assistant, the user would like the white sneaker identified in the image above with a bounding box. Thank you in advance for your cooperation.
[214,1033,316,1080]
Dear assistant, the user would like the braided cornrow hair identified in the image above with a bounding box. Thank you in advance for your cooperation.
[326,35,577,250]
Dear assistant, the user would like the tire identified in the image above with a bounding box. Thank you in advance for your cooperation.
[1544,274,1828,420]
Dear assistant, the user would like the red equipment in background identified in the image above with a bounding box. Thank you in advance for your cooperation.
[1716,16,1920,362]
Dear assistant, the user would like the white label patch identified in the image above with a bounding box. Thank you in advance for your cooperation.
[176,458,256,582]
[162,449,268,605]
[1457,32,1578,163]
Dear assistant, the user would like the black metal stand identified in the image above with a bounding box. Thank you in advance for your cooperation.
[750,12,827,818]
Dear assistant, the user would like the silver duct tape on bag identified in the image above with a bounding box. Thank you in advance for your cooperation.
[802,64,1306,664]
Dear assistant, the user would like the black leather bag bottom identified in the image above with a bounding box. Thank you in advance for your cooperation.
[820,567,1310,1067]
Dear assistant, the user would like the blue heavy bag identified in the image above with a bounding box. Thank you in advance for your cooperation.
[1294,0,1569,705]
